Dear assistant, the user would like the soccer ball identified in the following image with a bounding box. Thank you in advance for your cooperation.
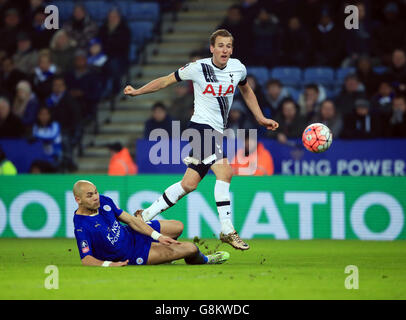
[302,123,333,153]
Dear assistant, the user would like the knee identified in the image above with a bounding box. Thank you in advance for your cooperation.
[218,167,233,183]
[181,180,198,193]
[175,220,184,237]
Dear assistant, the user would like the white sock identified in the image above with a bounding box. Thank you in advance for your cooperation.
[214,180,235,234]
[142,181,186,221]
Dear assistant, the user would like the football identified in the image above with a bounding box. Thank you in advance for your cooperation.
[302,123,333,153]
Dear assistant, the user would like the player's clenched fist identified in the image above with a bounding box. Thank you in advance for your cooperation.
[124,85,137,96]
[258,117,279,131]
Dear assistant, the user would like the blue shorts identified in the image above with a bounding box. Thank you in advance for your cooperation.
[186,121,226,179]
[127,220,161,265]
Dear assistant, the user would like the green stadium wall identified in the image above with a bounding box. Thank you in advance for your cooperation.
[0,175,405,240]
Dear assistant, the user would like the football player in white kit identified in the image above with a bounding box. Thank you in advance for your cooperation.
[124,29,278,250]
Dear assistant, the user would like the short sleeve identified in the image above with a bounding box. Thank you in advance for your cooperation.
[238,63,247,86]
[103,196,123,218]
[74,227,93,259]
[175,62,197,82]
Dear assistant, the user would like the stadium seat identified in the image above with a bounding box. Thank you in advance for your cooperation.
[129,43,138,63]
[246,66,269,86]
[373,66,389,74]
[303,67,335,88]
[128,2,160,22]
[114,1,129,18]
[285,86,300,102]
[83,1,109,23]
[335,67,356,84]
[270,67,302,89]
[50,0,75,21]
[128,21,155,45]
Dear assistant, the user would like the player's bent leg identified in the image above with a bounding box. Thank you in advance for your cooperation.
[180,168,202,193]
[159,220,184,239]
[146,242,199,265]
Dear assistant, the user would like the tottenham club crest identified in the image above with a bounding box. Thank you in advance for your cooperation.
[229,73,234,83]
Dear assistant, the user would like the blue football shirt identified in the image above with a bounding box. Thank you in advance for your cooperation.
[73,195,135,262]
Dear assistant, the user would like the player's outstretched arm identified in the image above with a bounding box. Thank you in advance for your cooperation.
[81,255,129,267]
[238,82,279,131]
[118,211,180,246]
[124,73,178,97]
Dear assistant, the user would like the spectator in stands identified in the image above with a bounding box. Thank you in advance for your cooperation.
[281,16,311,68]
[251,7,281,67]
[0,145,17,175]
[63,3,99,50]
[144,102,173,139]
[87,38,108,70]
[0,96,25,138]
[64,49,102,122]
[263,79,290,117]
[267,98,304,144]
[355,55,380,97]
[0,8,23,56]
[297,0,324,28]
[373,2,406,66]
[0,56,27,100]
[231,131,274,176]
[30,6,55,50]
[372,81,395,116]
[168,81,194,133]
[108,142,138,176]
[12,80,39,127]
[98,7,131,99]
[383,49,406,94]
[385,95,406,137]
[32,106,62,163]
[311,8,344,67]
[24,0,46,27]
[217,5,252,63]
[46,75,80,135]
[240,0,262,25]
[342,1,374,68]
[312,99,343,138]
[45,75,81,171]
[13,31,38,74]
[50,29,76,74]
[298,84,321,123]
[29,159,57,173]
[341,98,383,139]
[31,49,57,103]
[334,74,366,115]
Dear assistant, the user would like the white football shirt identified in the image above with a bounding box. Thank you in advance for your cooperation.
[174,57,247,133]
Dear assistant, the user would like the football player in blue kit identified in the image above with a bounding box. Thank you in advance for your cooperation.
[73,180,229,266]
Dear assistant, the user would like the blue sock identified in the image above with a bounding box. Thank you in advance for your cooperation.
[184,245,208,264]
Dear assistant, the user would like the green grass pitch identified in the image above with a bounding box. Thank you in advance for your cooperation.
[0,238,405,300]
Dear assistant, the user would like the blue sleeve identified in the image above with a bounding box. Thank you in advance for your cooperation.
[103,195,124,219]
[74,226,93,259]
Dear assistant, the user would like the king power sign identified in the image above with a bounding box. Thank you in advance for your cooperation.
[0,176,405,240]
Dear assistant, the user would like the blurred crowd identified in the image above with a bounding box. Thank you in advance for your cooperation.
[145,0,406,149]
[0,0,135,172]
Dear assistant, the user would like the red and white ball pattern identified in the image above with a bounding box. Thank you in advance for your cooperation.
[302,123,333,153]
